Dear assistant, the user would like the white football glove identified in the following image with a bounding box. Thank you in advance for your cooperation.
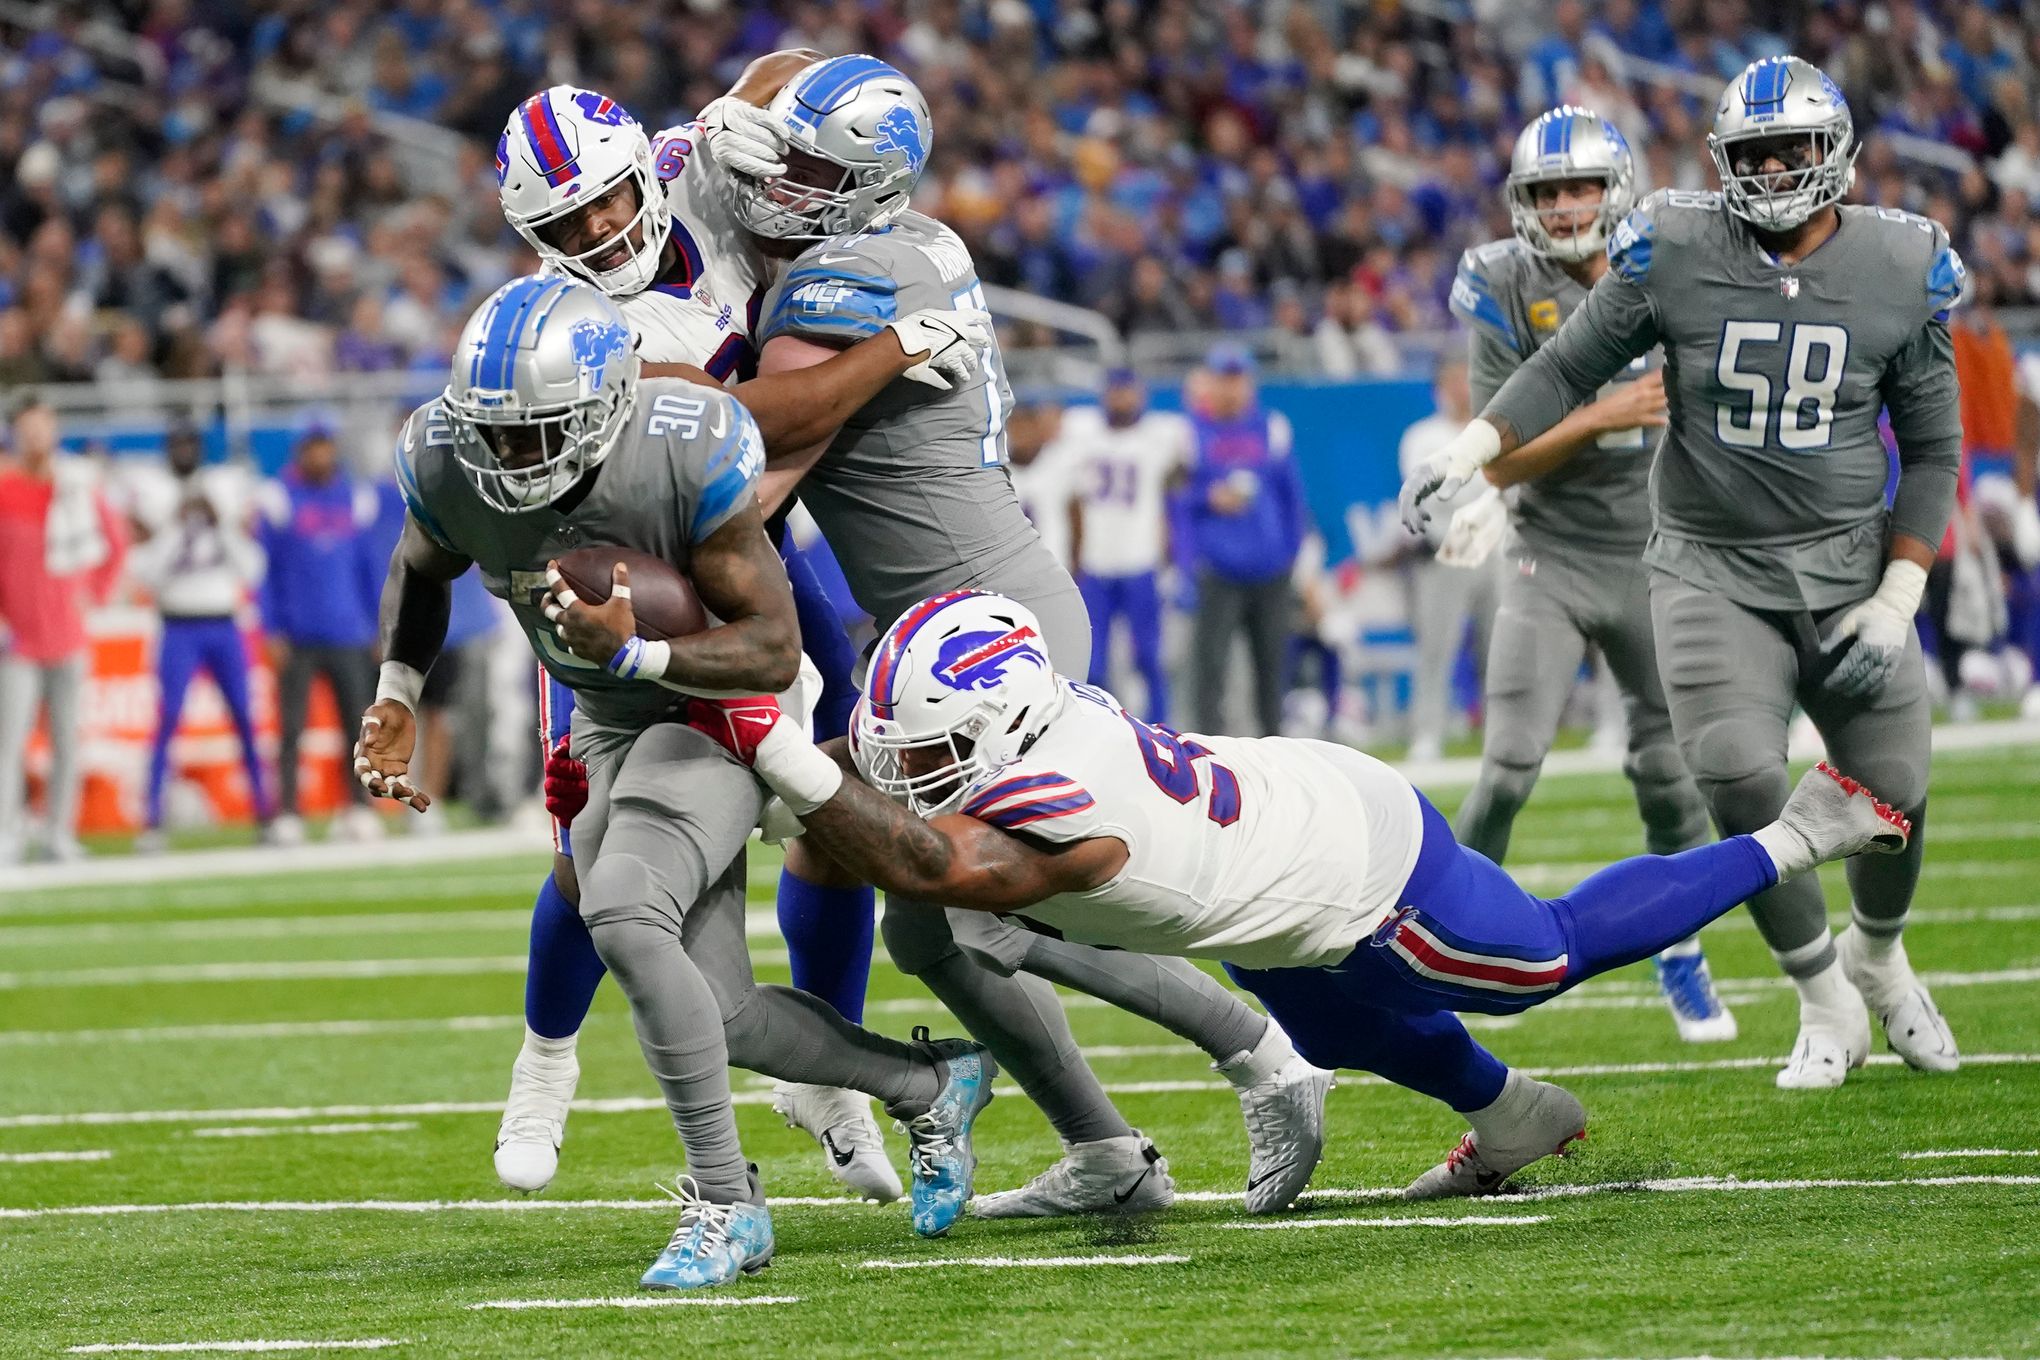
[1437,486,1507,568]
[757,794,806,845]
[1819,559,1927,699]
[700,96,788,180]
[1398,420,1503,535]
[886,307,994,390]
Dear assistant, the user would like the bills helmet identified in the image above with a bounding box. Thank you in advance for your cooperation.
[1506,106,1637,264]
[730,55,933,242]
[853,591,1062,816]
[442,276,640,513]
[1709,56,1856,232]
[497,86,670,297]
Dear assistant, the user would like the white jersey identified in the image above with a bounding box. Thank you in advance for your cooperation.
[608,123,770,378]
[955,679,1423,969]
[1053,407,1193,577]
[1008,444,1076,570]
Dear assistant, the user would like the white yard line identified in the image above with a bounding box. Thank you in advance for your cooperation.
[0,1149,110,1163]
[6,1053,2039,1130]
[188,1123,420,1139]
[0,952,789,990]
[467,1296,799,1310]
[1899,1148,2040,1160]
[856,1254,1190,1269]
[8,1175,2037,1221]
[0,910,534,949]
[1222,1214,1550,1230]
[67,1345,407,1356]
[0,1016,526,1048]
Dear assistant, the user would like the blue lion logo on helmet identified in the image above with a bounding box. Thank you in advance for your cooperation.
[933,625,1045,694]
[569,318,632,391]
[873,104,927,173]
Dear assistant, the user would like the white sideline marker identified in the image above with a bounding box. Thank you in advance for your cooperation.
[67,1345,406,1355]
[189,1123,419,1140]
[1900,1148,2040,1160]
[1223,1214,1550,1230]
[0,1149,111,1163]
[468,1296,800,1311]
[858,1254,1190,1270]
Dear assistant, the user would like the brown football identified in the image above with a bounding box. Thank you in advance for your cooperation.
[552,545,709,642]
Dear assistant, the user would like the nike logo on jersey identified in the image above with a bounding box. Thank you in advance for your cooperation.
[710,402,730,438]
[816,253,861,265]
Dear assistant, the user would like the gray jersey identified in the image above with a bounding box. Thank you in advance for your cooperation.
[395,376,765,730]
[757,210,1066,632]
[1451,237,1657,555]
[1483,191,1965,611]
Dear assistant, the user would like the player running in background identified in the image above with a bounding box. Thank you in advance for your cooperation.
[718,55,1334,1218]
[488,68,992,1200]
[1443,107,1731,1043]
[1059,368,1191,724]
[1403,57,1962,1088]
[355,279,994,1287]
[681,589,1913,1200]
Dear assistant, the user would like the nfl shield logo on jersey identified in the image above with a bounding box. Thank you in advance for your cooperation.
[1780,276,1800,300]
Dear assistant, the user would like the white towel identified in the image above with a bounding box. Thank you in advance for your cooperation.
[43,458,109,578]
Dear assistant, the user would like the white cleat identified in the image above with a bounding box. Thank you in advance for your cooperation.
[494,1044,579,1193]
[772,1082,902,1203]
[1654,950,1739,1044]
[1767,762,1911,873]
[970,1132,1175,1218]
[1233,1058,1335,1213]
[1404,1072,1586,1200]
[1837,927,1959,1074]
[1774,967,1872,1091]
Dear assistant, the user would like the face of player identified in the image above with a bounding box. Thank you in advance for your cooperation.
[1103,383,1146,426]
[535,177,646,277]
[900,734,972,809]
[1530,176,1606,244]
[1728,132,1819,197]
[477,422,556,472]
[748,149,852,260]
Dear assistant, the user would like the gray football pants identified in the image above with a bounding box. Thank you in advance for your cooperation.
[875,574,1269,1147]
[0,653,87,852]
[1407,555,1499,750]
[1648,573,1931,977]
[570,713,939,1203]
[1457,545,1710,863]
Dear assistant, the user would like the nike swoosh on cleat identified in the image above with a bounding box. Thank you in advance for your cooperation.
[820,1131,856,1168]
[1244,1167,1290,1195]
[1112,1164,1157,1206]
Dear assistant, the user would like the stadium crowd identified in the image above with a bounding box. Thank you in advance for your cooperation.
[2,0,2040,384]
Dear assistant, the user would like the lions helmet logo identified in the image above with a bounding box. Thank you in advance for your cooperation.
[569,318,633,393]
[934,625,1045,695]
[873,105,928,173]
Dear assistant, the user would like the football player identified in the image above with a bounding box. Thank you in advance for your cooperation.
[1443,106,1731,1043]
[680,589,1912,1199]
[715,55,1335,1217]
[488,70,991,1201]
[1402,57,1963,1087]
[354,278,995,1287]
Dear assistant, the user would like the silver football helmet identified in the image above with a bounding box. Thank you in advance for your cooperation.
[442,276,640,514]
[730,55,932,241]
[1506,106,1637,263]
[1708,56,1856,232]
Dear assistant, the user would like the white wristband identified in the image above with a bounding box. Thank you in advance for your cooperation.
[752,715,844,816]
[607,636,672,682]
[1458,418,1504,470]
[1874,559,1929,618]
[375,661,427,714]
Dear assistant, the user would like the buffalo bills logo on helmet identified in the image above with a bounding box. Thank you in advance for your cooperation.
[494,133,510,186]
[570,91,632,127]
[569,318,632,391]
[873,105,928,173]
[934,625,1045,694]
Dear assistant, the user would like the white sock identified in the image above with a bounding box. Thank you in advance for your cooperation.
[1791,958,1857,1017]
[1846,915,1906,965]
[1750,820,1817,879]
[521,1026,579,1063]
[1658,934,1703,961]
[1214,1021,1299,1089]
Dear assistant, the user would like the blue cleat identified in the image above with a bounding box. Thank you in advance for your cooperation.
[639,1176,774,1290]
[1655,949,1738,1043]
[890,1027,996,1238]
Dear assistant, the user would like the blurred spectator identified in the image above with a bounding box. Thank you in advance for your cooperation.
[1183,345,1307,737]
[256,422,382,844]
[130,423,271,852]
[1060,369,1191,722]
[0,399,127,862]
[1397,358,1496,762]
[1005,399,1077,571]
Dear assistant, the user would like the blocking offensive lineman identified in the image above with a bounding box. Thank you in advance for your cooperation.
[721,55,1334,1216]
[680,589,1912,1198]
[354,277,995,1289]
[1403,56,1961,1088]
[1445,106,1732,1044]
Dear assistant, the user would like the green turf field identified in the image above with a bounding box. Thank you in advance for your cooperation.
[3,747,2037,1359]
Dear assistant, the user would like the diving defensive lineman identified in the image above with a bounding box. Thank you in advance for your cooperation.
[679,589,1913,1196]
[1446,106,1730,1043]
[1404,55,1962,1088]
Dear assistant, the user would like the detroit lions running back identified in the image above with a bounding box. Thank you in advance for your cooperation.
[1446,106,1730,1044]
[680,589,1913,1199]
[1403,56,1963,1089]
